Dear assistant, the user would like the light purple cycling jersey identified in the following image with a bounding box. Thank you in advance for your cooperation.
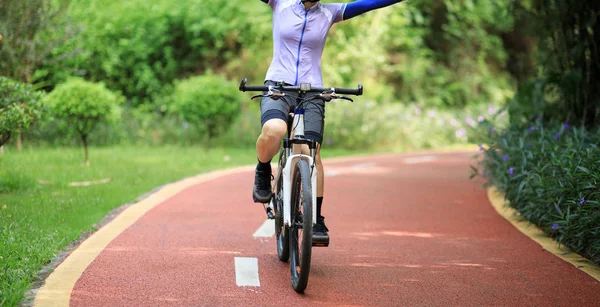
[265,0,347,86]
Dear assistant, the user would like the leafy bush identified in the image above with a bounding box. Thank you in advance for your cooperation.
[475,122,600,265]
[43,78,123,164]
[168,74,244,142]
[0,77,44,147]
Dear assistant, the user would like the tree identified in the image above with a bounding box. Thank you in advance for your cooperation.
[169,74,243,143]
[0,0,76,83]
[0,77,43,148]
[0,0,78,150]
[43,79,123,165]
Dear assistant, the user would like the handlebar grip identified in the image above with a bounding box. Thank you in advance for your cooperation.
[335,84,363,96]
[239,78,269,92]
[244,85,268,92]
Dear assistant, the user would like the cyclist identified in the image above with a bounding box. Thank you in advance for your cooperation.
[254,0,405,245]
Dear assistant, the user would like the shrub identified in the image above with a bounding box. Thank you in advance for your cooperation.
[43,78,123,164]
[0,77,44,147]
[476,122,600,265]
[168,74,243,143]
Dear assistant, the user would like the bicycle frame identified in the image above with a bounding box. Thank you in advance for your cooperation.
[277,108,318,227]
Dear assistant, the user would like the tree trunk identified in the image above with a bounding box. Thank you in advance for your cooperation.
[82,134,89,166]
[16,133,22,152]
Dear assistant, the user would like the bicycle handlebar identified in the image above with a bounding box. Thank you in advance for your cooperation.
[238,78,363,96]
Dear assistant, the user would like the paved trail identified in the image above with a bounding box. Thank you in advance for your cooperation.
[41,152,600,306]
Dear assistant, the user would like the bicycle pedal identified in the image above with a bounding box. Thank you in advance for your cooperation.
[312,241,329,247]
[312,236,329,247]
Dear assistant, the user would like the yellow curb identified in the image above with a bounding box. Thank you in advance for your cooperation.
[33,165,255,307]
[487,187,600,281]
[33,149,478,306]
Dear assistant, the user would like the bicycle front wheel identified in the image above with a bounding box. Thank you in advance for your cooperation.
[289,159,313,293]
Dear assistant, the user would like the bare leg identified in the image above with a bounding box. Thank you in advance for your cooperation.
[256,119,288,163]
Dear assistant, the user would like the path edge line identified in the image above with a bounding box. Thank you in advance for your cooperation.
[487,187,600,282]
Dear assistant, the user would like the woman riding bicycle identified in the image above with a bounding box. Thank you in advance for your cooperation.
[254,0,405,245]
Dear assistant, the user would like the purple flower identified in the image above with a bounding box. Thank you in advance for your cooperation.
[490,127,495,134]
[529,126,535,131]
[555,133,561,140]
[579,197,585,205]
[465,118,476,127]
[326,138,333,146]
[455,128,467,138]
[478,116,485,122]
[508,167,514,175]
[488,105,495,115]
[551,224,559,230]
[564,123,570,129]
[478,144,484,151]
[503,154,508,162]
[482,170,488,178]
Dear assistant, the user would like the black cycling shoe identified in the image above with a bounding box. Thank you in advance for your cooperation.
[253,168,273,203]
[312,216,330,247]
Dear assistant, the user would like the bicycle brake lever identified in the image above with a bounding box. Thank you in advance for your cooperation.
[337,95,354,102]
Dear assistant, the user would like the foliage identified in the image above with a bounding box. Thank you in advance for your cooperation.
[43,78,123,163]
[475,122,600,265]
[0,77,44,147]
[38,0,270,106]
[322,0,515,108]
[508,0,600,128]
[0,0,77,84]
[168,74,244,142]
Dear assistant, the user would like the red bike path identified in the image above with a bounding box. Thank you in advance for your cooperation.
[35,152,600,306]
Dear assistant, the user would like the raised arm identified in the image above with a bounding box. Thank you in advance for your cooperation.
[343,0,404,20]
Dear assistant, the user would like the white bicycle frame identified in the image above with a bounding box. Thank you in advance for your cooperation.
[272,112,317,227]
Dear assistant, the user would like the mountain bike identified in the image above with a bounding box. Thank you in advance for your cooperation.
[239,78,363,293]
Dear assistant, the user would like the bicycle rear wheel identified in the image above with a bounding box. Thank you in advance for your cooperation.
[289,159,313,293]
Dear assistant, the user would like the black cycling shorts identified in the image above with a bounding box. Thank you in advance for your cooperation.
[260,80,325,144]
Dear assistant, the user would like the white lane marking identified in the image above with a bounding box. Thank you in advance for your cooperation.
[403,155,438,164]
[324,170,340,177]
[234,257,260,287]
[253,219,275,238]
[352,162,376,169]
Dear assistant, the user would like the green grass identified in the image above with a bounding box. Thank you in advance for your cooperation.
[0,145,362,306]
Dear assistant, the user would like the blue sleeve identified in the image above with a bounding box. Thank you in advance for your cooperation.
[343,0,404,20]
